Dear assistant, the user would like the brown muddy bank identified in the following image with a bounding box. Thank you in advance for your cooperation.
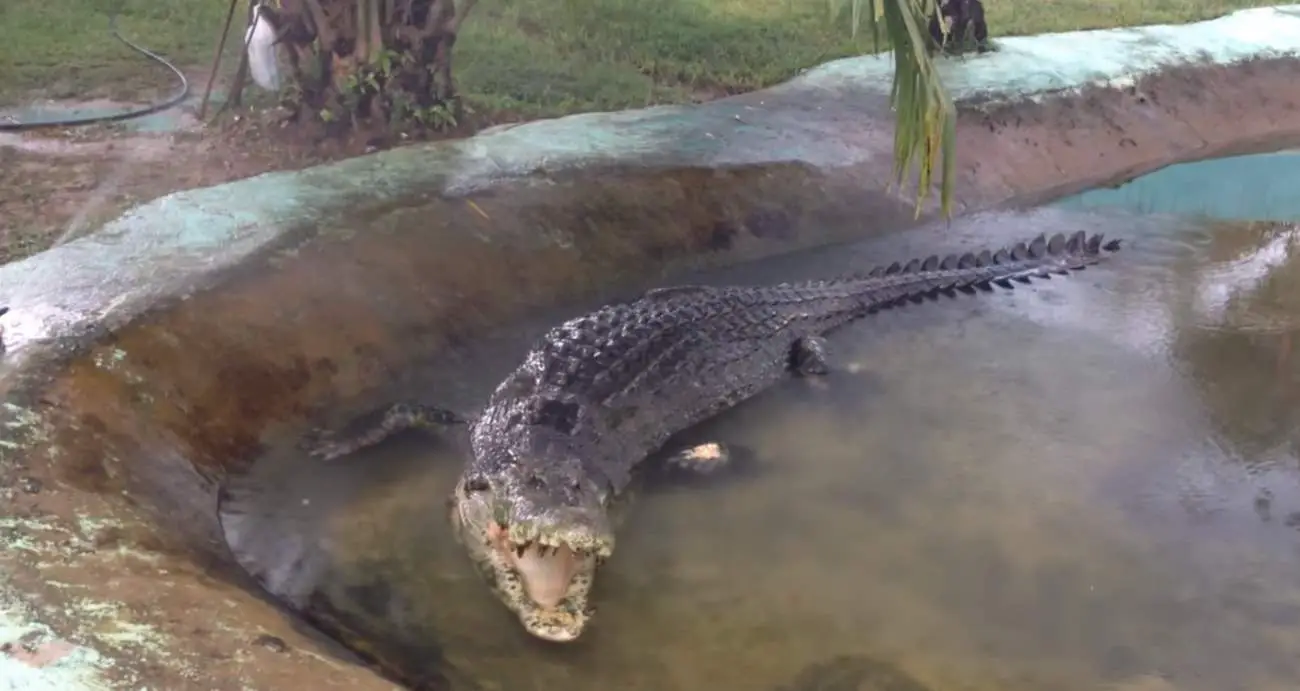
[955,57,1300,208]
[3,30,1300,691]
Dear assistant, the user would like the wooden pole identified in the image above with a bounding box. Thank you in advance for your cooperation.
[213,4,257,121]
[198,0,242,120]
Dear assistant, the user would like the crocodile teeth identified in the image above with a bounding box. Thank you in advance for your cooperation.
[509,524,541,545]
[503,528,607,558]
[509,539,563,558]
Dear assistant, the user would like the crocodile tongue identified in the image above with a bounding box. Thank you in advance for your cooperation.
[510,543,579,608]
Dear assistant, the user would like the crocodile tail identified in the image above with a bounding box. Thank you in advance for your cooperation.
[848,231,1122,312]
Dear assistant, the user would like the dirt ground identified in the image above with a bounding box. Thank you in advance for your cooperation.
[0,93,507,266]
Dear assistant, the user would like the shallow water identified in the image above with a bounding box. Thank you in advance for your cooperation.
[223,208,1300,691]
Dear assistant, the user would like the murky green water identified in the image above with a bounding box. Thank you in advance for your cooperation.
[223,208,1300,691]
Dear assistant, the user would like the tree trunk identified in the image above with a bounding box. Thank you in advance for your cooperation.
[273,0,475,135]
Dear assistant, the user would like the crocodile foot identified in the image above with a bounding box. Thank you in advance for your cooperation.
[302,401,468,461]
[664,441,732,475]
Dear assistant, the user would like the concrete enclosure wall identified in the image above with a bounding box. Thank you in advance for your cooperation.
[4,6,1300,690]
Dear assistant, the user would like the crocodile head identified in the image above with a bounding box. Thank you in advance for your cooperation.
[448,445,614,642]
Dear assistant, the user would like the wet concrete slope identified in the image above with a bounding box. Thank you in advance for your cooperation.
[3,6,1300,690]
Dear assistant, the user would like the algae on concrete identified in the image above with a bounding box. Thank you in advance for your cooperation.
[2,580,112,691]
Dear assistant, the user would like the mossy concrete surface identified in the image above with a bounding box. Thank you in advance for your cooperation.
[4,7,1300,689]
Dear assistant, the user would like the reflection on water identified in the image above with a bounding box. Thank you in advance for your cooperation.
[224,210,1300,691]
[1057,152,1300,222]
[1167,222,1300,468]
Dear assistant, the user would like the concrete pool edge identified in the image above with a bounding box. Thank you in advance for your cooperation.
[5,7,1300,689]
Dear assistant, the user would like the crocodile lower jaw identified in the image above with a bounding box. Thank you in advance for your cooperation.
[479,521,600,642]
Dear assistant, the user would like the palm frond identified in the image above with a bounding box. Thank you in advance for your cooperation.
[834,0,956,218]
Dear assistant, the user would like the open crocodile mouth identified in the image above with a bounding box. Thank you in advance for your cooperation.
[487,522,600,609]
[482,522,607,642]
[450,484,612,642]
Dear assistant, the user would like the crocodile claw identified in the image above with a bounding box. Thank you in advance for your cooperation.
[298,401,469,462]
[299,427,351,462]
[665,442,732,475]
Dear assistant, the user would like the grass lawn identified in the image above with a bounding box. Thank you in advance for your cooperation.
[0,0,1284,116]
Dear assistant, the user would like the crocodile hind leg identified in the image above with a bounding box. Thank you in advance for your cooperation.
[790,336,832,376]
[662,336,829,476]
[302,402,468,461]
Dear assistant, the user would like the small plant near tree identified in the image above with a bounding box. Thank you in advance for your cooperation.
[226,0,954,213]
[230,0,477,136]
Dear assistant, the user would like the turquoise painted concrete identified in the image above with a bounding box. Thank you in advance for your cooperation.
[802,5,1300,98]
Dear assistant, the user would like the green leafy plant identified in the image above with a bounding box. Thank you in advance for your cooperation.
[834,0,955,218]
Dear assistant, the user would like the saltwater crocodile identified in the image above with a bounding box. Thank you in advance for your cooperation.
[305,230,1122,643]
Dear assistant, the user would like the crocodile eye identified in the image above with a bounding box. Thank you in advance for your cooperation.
[464,475,490,495]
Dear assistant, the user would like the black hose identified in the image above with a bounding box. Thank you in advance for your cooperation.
[0,12,191,132]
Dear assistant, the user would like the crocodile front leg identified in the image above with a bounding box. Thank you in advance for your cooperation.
[302,401,468,461]
[664,441,733,475]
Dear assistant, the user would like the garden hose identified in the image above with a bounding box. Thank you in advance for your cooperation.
[0,11,190,132]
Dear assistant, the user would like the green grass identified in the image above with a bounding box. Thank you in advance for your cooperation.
[0,0,1283,116]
